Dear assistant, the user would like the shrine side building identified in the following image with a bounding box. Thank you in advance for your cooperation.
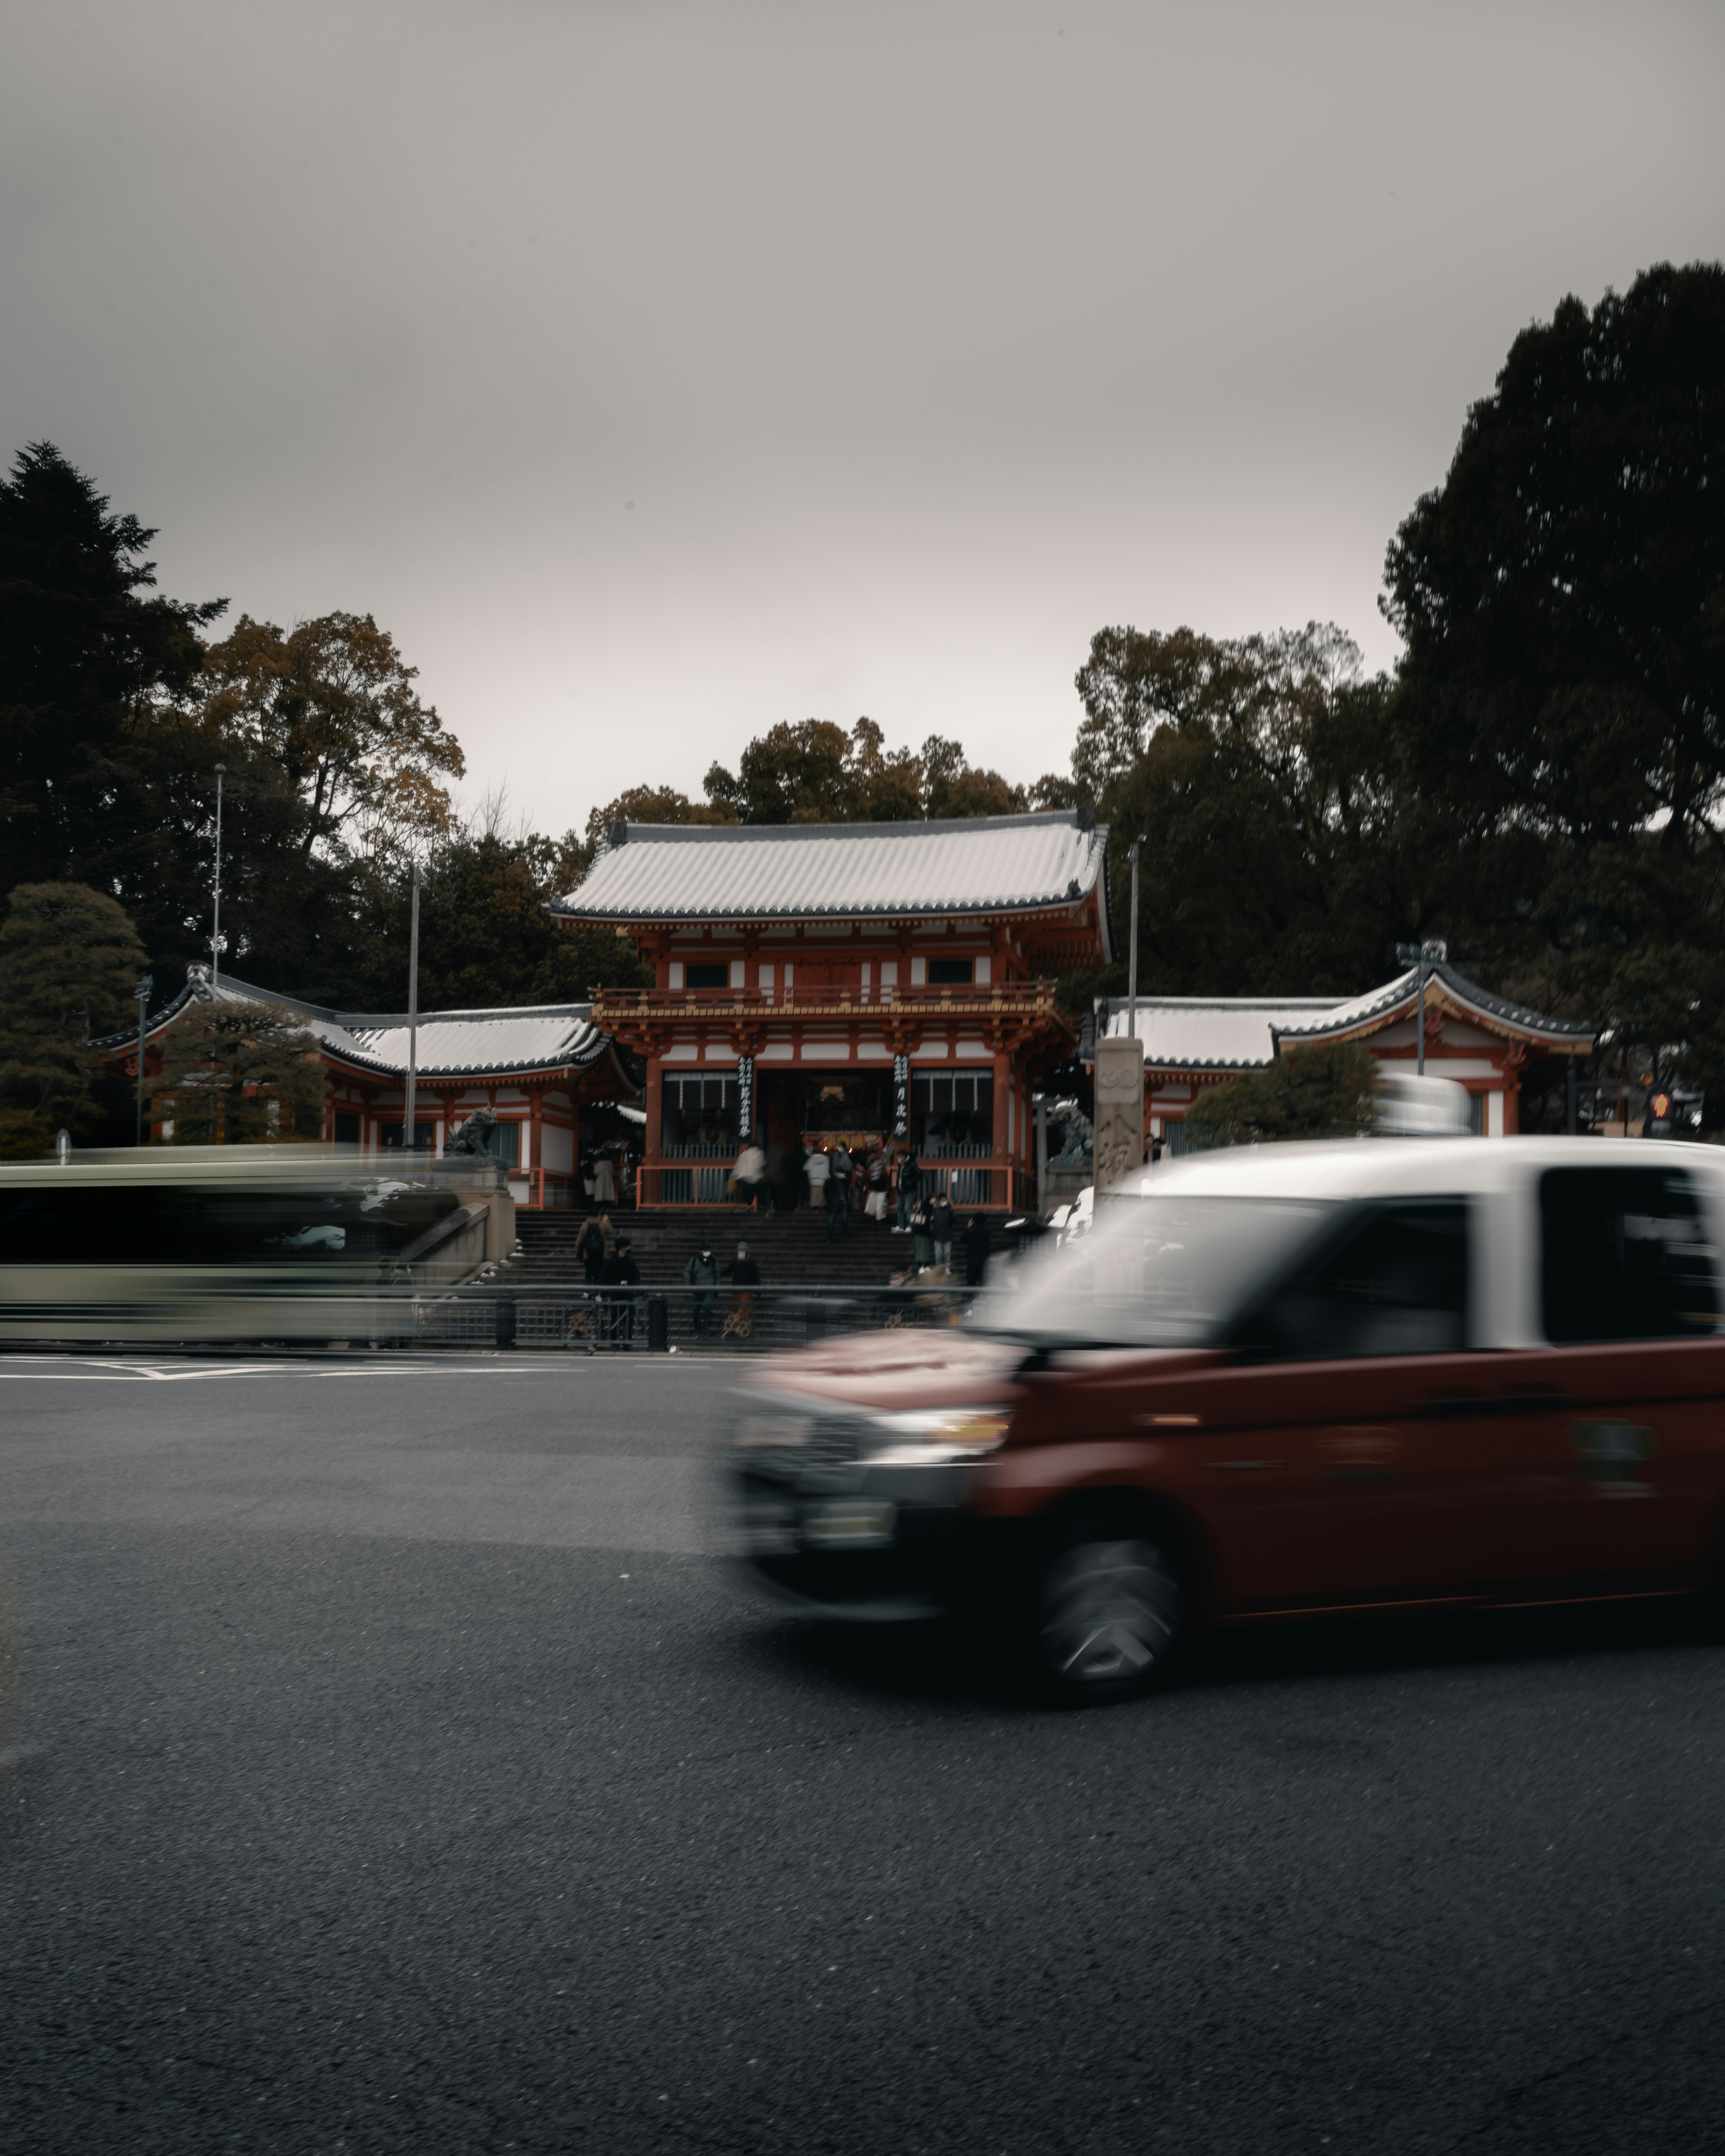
[555,811,1111,1210]
[1101,955,1594,1151]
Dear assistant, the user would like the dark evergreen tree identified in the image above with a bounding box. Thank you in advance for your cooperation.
[1383,261,1725,1089]
[0,442,224,897]
[0,882,149,1157]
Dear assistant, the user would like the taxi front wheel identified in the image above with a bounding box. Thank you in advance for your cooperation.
[1032,1514,1184,1704]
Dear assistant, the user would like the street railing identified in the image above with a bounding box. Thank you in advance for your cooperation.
[413,1281,978,1353]
[0,1282,980,1354]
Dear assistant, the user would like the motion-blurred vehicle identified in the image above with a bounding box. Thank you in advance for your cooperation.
[0,1147,490,1344]
[724,1138,1725,1701]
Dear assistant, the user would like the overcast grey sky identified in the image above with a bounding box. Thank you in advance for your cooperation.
[3,0,1721,834]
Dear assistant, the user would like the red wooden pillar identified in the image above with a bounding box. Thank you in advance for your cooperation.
[1502,1047,1525,1135]
[644,1053,664,1206]
[992,1043,1011,1211]
[528,1087,544,1206]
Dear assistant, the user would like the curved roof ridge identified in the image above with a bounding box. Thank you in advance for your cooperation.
[608,807,1086,844]
[1274,960,1593,1047]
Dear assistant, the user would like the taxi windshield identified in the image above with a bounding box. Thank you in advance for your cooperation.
[979,1192,1331,1348]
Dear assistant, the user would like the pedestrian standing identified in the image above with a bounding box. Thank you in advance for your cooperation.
[601,1232,641,1345]
[763,1136,788,1218]
[804,1143,831,1218]
[962,1213,992,1287]
[734,1135,767,1211]
[827,1140,851,1238]
[931,1193,955,1270]
[590,1151,616,1206]
[579,1211,608,1286]
[911,1197,933,1270]
[682,1236,721,1336]
[726,1240,762,1338]
[866,1145,887,1223]
[895,1148,920,1231]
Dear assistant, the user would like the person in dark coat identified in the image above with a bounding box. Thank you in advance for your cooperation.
[930,1195,955,1269]
[895,1148,920,1230]
[579,1212,608,1286]
[911,1197,933,1270]
[961,1213,992,1287]
[683,1236,721,1335]
[601,1233,642,1344]
[827,1141,852,1238]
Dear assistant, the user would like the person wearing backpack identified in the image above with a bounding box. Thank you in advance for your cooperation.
[579,1212,609,1286]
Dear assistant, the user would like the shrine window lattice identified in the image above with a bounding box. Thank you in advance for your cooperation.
[661,1074,739,1157]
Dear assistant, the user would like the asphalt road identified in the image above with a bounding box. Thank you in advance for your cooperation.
[3,1350,1724,2156]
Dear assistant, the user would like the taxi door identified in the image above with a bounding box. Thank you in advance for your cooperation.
[1453,1165,1725,1594]
[1191,1197,1498,1610]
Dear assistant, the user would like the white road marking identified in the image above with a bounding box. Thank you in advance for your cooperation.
[0,1359,544,1381]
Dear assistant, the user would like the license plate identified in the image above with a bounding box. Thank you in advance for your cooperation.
[801,1498,897,1548]
[740,1496,799,1556]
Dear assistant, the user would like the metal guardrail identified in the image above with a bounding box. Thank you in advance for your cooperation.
[0,1283,979,1354]
[414,1282,978,1353]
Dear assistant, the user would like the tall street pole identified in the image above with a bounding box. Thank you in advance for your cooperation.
[1416,957,1426,1077]
[211,763,226,989]
[134,973,154,1145]
[403,857,421,1152]
[1396,937,1447,1078]
[1126,839,1141,1043]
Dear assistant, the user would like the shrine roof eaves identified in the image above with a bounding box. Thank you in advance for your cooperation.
[1274,962,1595,1048]
[97,970,611,1080]
[550,809,1111,950]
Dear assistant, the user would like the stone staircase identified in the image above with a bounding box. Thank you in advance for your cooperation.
[506,1205,1006,1290]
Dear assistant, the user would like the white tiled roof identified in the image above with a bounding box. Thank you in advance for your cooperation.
[1101,961,1593,1071]
[1104,997,1341,1071]
[340,1008,608,1077]
[120,972,608,1079]
[553,811,1110,928]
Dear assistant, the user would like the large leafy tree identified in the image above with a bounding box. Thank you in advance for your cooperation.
[1065,622,1405,999]
[1384,261,1725,1082]
[147,998,327,1145]
[0,882,149,1157]
[341,821,649,1015]
[1186,1044,1380,1147]
[703,717,922,823]
[702,716,1029,825]
[0,442,224,895]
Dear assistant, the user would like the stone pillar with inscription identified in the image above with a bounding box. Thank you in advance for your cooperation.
[1093,1032,1146,1193]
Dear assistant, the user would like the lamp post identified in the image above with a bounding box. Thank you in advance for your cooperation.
[134,973,154,1145]
[211,763,226,988]
[1394,938,1447,1076]
[403,857,421,1153]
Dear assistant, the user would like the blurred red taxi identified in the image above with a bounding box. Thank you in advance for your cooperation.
[724,1139,1725,1700]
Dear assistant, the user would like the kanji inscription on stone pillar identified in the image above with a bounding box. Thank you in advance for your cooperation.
[1093,1034,1145,1192]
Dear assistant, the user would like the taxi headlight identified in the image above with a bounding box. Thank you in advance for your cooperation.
[862,1407,1012,1465]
